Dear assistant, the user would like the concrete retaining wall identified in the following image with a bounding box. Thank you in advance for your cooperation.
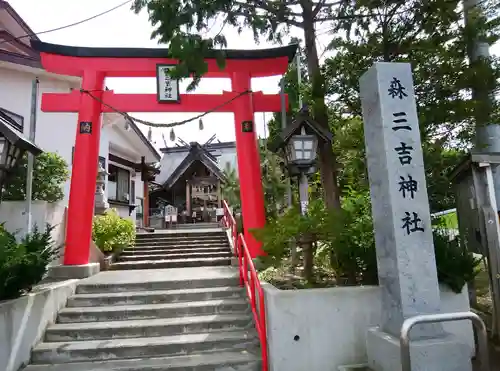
[0,201,67,265]
[263,284,474,371]
[0,280,78,371]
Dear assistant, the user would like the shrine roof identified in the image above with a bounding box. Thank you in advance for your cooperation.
[31,40,298,62]
[163,142,226,190]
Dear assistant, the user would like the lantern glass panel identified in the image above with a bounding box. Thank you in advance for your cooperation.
[286,134,318,164]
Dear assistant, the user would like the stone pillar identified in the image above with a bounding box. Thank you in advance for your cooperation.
[360,62,472,371]
[218,180,222,208]
[186,180,191,215]
[94,161,109,215]
[143,179,149,227]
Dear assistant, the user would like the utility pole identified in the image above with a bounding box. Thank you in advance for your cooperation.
[26,78,39,234]
[464,0,500,338]
[296,51,303,108]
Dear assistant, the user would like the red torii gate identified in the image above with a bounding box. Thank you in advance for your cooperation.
[31,41,295,266]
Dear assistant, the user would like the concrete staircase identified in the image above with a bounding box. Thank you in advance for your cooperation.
[112,229,233,270]
[23,229,262,370]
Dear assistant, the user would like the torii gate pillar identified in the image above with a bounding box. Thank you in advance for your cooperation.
[231,72,266,254]
[65,71,105,265]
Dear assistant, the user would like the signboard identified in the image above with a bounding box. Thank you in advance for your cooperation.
[156,64,180,103]
[242,120,253,133]
[165,204,177,216]
[79,121,92,134]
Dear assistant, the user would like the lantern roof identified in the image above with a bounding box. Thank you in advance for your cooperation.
[269,107,333,153]
[0,110,42,156]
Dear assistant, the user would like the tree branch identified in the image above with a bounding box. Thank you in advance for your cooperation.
[232,1,303,27]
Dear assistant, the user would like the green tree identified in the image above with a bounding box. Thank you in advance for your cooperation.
[2,152,70,203]
[221,144,289,219]
[319,0,500,211]
[132,0,348,210]
[221,163,240,209]
[324,0,500,146]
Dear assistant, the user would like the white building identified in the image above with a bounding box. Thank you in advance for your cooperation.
[0,1,161,224]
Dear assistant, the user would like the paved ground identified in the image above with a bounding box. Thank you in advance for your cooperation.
[472,341,500,370]
[80,266,239,285]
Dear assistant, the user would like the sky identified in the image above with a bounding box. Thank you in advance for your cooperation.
[7,0,500,150]
[8,0,301,149]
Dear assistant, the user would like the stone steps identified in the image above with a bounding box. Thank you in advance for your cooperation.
[133,239,228,247]
[23,351,261,370]
[57,298,250,323]
[111,257,232,270]
[24,230,260,371]
[32,331,258,364]
[119,251,233,262]
[121,247,229,255]
[136,231,226,240]
[173,223,221,230]
[45,313,253,341]
[68,286,244,307]
[76,276,240,294]
[119,229,233,270]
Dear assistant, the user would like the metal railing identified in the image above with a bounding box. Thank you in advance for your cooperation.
[221,200,268,371]
[400,312,489,371]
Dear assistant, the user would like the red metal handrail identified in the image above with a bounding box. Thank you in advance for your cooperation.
[221,201,268,371]
[222,200,237,249]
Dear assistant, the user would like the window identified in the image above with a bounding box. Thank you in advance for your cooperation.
[108,164,130,202]
[130,180,136,203]
[0,108,23,132]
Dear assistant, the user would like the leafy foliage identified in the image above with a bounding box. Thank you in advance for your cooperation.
[221,143,289,219]
[433,229,481,293]
[0,224,60,301]
[132,0,347,209]
[2,152,70,203]
[254,191,479,292]
[325,0,500,146]
[221,163,240,209]
[92,209,136,253]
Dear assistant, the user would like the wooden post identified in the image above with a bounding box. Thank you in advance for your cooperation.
[186,180,191,215]
[143,179,149,227]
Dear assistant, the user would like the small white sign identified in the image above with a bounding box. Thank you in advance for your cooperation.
[156,64,180,103]
[165,204,177,216]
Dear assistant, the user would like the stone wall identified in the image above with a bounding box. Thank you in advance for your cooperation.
[0,280,78,371]
[0,201,67,265]
[263,284,474,371]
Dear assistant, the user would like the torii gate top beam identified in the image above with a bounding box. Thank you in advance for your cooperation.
[31,41,297,78]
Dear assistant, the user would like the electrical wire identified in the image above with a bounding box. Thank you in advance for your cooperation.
[81,89,251,128]
[5,0,491,47]
[1,0,132,46]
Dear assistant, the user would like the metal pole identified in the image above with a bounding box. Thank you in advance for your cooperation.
[281,70,297,272]
[26,78,39,234]
[299,173,309,215]
[464,0,500,339]
[400,312,490,371]
[296,50,303,108]
[483,164,500,337]
[465,0,500,179]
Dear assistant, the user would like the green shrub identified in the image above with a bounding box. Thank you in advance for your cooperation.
[0,224,60,301]
[433,230,480,293]
[92,209,136,253]
[253,190,480,293]
[2,152,70,202]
